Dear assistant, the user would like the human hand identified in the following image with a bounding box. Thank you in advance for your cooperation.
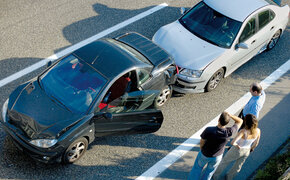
[234,145,241,149]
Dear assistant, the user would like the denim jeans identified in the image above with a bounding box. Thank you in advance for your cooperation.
[188,151,222,180]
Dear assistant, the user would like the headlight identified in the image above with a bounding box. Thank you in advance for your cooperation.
[30,139,57,148]
[179,68,203,78]
[1,99,9,122]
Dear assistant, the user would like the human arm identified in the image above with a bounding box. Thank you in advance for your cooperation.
[228,113,243,129]
[230,130,244,149]
[200,128,209,150]
[200,138,206,150]
[250,128,261,152]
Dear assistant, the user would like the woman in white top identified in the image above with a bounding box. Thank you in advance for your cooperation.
[213,114,261,180]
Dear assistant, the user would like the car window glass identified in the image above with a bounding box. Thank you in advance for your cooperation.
[239,18,256,42]
[40,55,107,114]
[101,90,159,114]
[258,10,271,30]
[264,0,279,5]
[137,69,150,85]
[269,10,275,21]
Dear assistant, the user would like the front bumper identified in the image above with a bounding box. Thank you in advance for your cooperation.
[0,121,64,164]
[173,75,207,94]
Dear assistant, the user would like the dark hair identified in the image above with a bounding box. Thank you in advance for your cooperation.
[244,114,258,134]
[219,112,230,126]
[251,83,262,94]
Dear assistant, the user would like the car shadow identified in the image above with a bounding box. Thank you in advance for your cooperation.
[0,2,184,85]
[0,130,200,179]
[0,57,42,80]
[61,3,183,45]
[53,2,184,54]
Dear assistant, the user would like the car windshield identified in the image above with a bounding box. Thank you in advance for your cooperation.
[179,2,242,48]
[40,55,107,113]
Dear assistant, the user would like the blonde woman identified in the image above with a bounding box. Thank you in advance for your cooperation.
[213,114,261,180]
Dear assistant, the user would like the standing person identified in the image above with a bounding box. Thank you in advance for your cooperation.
[188,112,243,180]
[239,82,266,120]
[213,114,261,180]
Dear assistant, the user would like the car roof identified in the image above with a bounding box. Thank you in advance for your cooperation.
[204,0,269,22]
[72,39,144,80]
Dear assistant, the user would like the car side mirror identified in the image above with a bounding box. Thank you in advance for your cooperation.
[47,61,52,68]
[235,42,249,50]
[103,112,113,120]
[180,7,187,15]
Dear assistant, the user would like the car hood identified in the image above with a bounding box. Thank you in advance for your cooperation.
[8,80,82,139]
[153,21,225,70]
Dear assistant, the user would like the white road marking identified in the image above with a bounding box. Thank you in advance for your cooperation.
[0,3,168,88]
[136,59,290,180]
[1,2,289,178]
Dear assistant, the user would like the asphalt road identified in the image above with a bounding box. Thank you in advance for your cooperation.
[0,0,289,179]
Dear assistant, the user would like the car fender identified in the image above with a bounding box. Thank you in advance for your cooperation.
[200,50,231,82]
[58,114,95,149]
[165,65,177,85]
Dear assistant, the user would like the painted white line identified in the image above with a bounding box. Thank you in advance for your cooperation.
[136,59,290,180]
[0,3,168,88]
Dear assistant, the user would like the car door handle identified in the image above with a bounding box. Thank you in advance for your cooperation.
[270,26,275,31]
[251,40,256,44]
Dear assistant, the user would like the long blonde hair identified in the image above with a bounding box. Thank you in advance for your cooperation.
[244,114,258,135]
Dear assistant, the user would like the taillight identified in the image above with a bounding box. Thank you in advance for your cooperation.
[176,65,179,74]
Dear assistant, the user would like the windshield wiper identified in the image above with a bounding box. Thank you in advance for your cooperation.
[49,94,72,113]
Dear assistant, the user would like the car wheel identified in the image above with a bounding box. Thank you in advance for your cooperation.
[63,137,88,164]
[205,68,224,92]
[267,30,281,51]
[155,85,172,108]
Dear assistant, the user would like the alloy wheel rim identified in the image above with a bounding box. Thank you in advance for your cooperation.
[209,72,223,89]
[269,32,280,49]
[67,142,85,162]
[156,87,171,106]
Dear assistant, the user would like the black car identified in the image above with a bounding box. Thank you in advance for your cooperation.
[1,32,176,164]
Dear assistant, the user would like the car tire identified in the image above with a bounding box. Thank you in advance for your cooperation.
[205,68,224,92]
[267,30,281,51]
[63,137,88,164]
[154,85,172,108]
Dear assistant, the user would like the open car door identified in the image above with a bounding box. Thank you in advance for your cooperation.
[93,90,164,136]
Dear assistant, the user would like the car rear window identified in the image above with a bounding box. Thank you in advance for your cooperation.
[107,39,152,66]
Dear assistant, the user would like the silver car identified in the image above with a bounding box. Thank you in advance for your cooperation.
[153,0,289,93]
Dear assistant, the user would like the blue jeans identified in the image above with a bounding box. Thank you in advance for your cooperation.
[188,151,222,180]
